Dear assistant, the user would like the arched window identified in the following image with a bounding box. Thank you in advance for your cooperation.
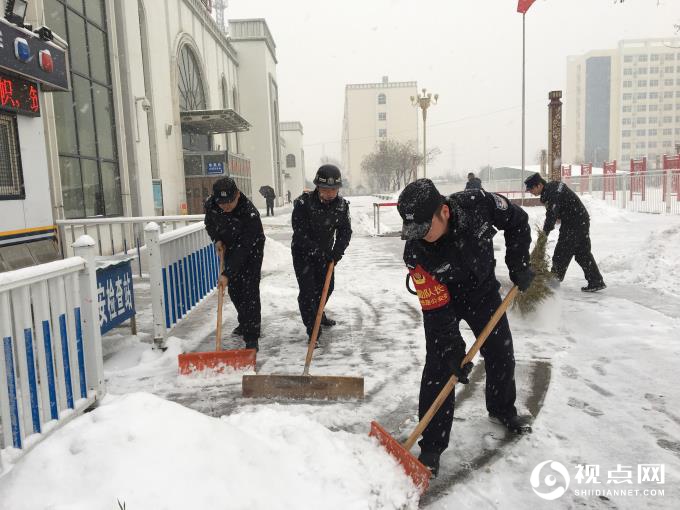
[378,93,386,105]
[177,44,208,150]
[286,154,296,168]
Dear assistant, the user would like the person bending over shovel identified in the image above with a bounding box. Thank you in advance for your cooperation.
[397,179,534,477]
[205,177,265,351]
[291,164,352,346]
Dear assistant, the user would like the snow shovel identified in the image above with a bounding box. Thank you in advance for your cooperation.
[242,261,364,399]
[369,286,519,493]
[178,251,257,375]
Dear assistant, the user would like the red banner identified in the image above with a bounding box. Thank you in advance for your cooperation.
[517,0,536,14]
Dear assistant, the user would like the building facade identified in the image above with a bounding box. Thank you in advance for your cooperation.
[565,39,680,170]
[341,76,418,193]
[280,121,305,199]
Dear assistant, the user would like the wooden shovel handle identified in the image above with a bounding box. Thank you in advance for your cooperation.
[303,261,335,375]
[403,286,519,450]
[215,252,226,352]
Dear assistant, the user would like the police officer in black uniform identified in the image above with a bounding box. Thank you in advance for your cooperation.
[204,177,265,351]
[398,178,534,477]
[291,164,352,344]
[525,173,606,292]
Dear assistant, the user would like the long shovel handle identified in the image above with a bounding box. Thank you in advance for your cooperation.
[303,261,335,376]
[402,286,519,450]
[215,252,226,352]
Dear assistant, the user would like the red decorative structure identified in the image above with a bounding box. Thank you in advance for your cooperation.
[580,163,592,194]
[630,157,646,201]
[561,164,572,186]
[603,160,617,199]
[662,154,680,202]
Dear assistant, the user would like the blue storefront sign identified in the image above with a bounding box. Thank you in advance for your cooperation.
[96,259,135,335]
[207,161,225,175]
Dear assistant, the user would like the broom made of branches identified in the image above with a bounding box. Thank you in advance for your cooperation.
[513,227,554,316]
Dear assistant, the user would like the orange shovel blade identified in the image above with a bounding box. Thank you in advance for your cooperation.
[178,349,256,375]
[369,420,431,493]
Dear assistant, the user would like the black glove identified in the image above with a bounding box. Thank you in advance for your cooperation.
[444,348,473,384]
[510,267,535,292]
[331,250,343,265]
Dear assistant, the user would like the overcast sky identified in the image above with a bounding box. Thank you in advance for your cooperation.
[227,0,679,180]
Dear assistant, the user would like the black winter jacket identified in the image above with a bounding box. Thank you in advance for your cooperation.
[291,190,352,262]
[540,181,590,234]
[204,193,265,280]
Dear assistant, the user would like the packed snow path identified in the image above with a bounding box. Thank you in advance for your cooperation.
[99,195,680,508]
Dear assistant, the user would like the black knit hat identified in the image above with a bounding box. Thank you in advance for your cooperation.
[397,179,445,240]
[524,173,546,191]
[213,177,238,203]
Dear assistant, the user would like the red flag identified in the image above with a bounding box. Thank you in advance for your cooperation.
[517,0,536,14]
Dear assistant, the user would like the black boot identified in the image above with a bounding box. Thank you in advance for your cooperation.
[320,313,336,327]
[489,414,533,434]
[244,339,259,352]
[418,451,440,478]
[581,281,606,293]
[232,325,244,336]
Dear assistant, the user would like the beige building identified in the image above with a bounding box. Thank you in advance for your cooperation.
[341,76,418,193]
[280,122,305,200]
[565,38,680,170]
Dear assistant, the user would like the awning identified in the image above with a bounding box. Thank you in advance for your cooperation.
[180,109,251,135]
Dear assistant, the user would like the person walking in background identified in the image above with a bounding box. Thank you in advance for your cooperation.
[265,187,276,216]
[465,172,482,190]
[524,172,606,292]
[287,189,292,204]
[291,164,352,346]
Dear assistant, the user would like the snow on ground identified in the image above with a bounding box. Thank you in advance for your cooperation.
[2,192,679,508]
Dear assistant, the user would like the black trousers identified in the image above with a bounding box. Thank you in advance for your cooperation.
[418,287,517,454]
[266,199,274,216]
[226,251,263,342]
[292,254,334,336]
[551,225,604,285]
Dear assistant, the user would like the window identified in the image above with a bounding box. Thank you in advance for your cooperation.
[676,128,680,135]
[664,103,673,111]
[665,66,674,73]
[624,55,633,63]
[637,80,647,87]
[622,130,631,137]
[650,67,660,74]
[663,116,673,123]
[649,141,657,148]
[650,79,659,87]
[648,129,657,136]
[639,55,648,62]
[637,92,647,99]
[664,79,674,86]
[623,93,633,100]
[0,114,24,199]
[636,129,646,136]
[649,105,658,112]
[378,112,386,121]
[622,105,632,113]
[378,128,387,137]
[637,67,648,75]
[665,53,675,61]
[663,140,672,147]
[664,91,673,98]
[377,93,386,105]
[622,118,632,125]
[663,128,672,135]
[636,117,647,125]
[622,142,631,149]
[637,104,647,112]
[623,80,632,88]
[677,66,680,73]
[47,0,121,218]
[636,141,646,149]
[286,153,296,168]
[623,68,633,76]
[649,116,658,124]
[650,92,659,99]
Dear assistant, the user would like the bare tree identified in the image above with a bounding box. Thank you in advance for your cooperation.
[361,140,440,192]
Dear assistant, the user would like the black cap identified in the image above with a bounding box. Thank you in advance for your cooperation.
[213,177,238,203]
[524,173,545,191]
[397,179,445,240]
[314,164,342,189]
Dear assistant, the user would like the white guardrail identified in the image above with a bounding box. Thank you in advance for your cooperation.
[144,222,219,348]
[0,236,104,472]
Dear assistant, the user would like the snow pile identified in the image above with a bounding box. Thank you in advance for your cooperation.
[263,235,291,272]
[0,393,419,510]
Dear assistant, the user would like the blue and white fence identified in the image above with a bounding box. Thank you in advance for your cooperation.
[0,236,104,471]
[144,222,219,348]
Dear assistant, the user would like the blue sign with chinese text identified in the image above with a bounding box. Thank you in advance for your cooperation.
[96,260,135,335]
[207,162,224,175]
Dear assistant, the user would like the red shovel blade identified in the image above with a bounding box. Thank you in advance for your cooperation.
[369,420,431,493]
[178,349,256,375]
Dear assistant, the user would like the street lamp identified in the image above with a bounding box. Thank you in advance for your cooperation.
[411,88,438,179]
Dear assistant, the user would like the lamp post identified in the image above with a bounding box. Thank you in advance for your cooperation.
[411,88,438,179]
